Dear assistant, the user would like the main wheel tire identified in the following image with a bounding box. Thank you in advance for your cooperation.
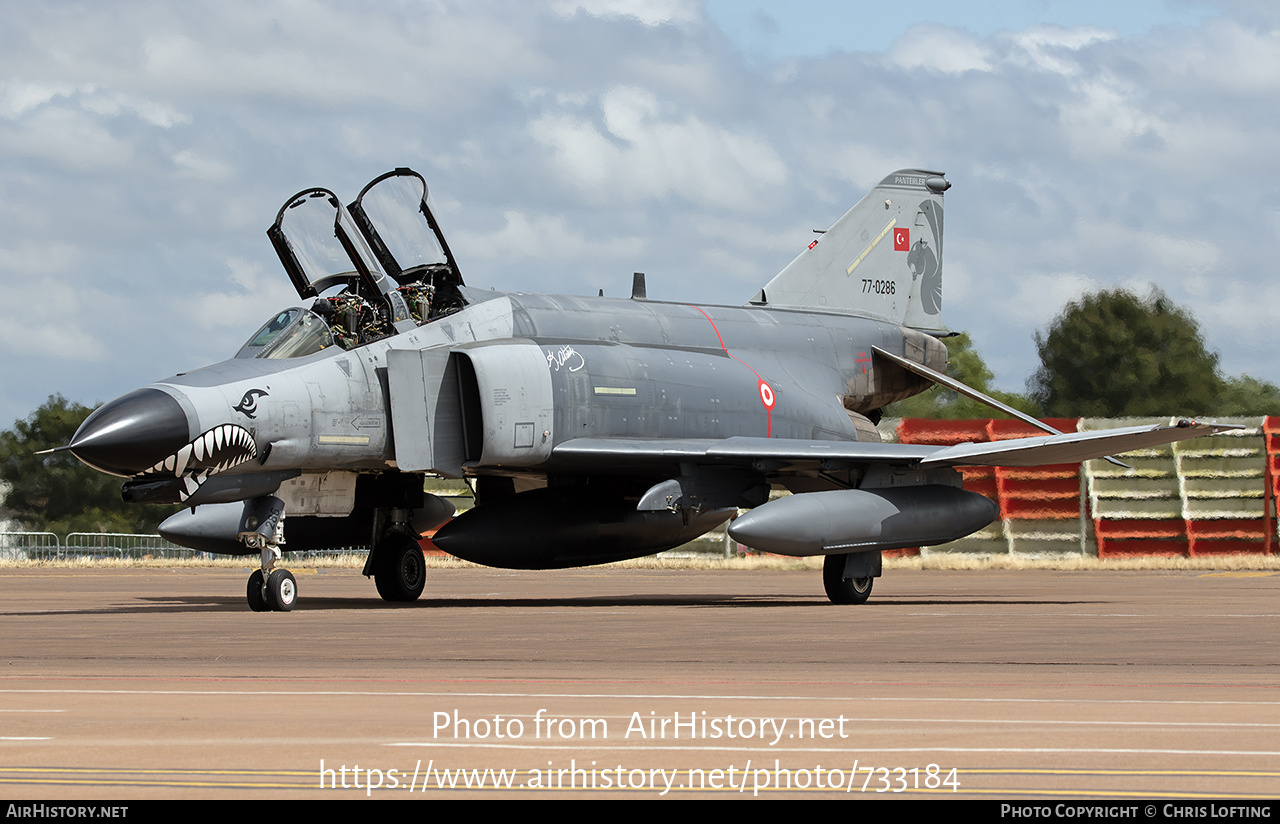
[266,569,297,612]
[374,534,427,603]
[247,569,269,612]
[823,554,874,605]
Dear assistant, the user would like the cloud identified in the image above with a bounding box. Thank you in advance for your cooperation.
[1,0,1280,426]
[171,149,235,182]
[0,81,77,118]
[551,0,699,27]
[0,105,135,170]
[1006,24,1117,76]
[887,24,994,73]
[1145,17,1280,96]
[529,85,788,209]
[0,268,112,362]
[1004,271,1106,332]
[455,209,644,263]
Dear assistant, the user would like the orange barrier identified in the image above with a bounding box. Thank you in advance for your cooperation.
[1263,416,1280,555]
[895,417,1277,557]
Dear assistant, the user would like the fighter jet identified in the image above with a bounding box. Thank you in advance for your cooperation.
[60,167,1234,611]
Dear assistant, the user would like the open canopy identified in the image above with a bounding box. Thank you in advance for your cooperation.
[350,168,462,289]
[247,168,468,357]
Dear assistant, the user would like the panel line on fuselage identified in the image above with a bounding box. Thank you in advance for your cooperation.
[684,303,774,438]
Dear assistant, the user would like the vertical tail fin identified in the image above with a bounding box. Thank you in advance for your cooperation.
[750,170,949,329]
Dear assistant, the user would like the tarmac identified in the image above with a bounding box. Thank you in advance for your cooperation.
[1,564,1278,799]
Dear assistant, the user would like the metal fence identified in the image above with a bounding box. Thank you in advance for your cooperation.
[0,531,372,561]
[0,531,59,561]
[61,532,194,560]
[294,547,370,560]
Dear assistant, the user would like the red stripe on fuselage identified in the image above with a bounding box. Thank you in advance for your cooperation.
[686,304,772,437]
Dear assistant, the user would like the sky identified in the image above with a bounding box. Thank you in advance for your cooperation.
[1,0,1274,427]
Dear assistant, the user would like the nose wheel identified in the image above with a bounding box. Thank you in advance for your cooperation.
[267,569,297,610]
[246,567,297,611]
[247,569,269,611]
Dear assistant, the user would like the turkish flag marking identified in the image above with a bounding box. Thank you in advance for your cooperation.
[894,228,909,251]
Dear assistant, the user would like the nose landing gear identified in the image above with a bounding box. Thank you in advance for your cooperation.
[239,496,297,612]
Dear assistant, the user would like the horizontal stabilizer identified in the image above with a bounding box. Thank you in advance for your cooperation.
[872,344,1137,468]
[873,345,1053,434]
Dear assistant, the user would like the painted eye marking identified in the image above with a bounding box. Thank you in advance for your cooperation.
[233,388,270,419]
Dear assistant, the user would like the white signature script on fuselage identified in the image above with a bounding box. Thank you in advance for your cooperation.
[546,345,585,372]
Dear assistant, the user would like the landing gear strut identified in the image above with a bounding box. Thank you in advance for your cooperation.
[239,496,296,612]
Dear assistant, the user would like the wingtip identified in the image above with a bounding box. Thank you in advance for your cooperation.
[1178,419,1247,431]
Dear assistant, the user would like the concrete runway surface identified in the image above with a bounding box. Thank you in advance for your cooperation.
[0,564,1277,800]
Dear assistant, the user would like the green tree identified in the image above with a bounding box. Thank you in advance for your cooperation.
[1030,288,1224,417]
[1218,375,1280,417]
[887,332,1042,419]
[0,395,177,535]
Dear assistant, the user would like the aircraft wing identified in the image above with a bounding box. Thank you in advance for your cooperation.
[549,437,935,471]
[551,420,1240,472]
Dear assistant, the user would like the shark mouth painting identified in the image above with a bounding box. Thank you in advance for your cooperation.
[139,423,258,500]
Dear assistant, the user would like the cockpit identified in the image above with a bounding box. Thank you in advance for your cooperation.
[235,308,334,360]
[237,168,466,360]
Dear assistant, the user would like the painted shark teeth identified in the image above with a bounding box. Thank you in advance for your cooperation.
[140,424,257,479]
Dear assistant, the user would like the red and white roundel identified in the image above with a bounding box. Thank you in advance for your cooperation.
[758,380,775,410]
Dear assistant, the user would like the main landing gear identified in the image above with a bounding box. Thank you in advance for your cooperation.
[357,502,428,604]
[372,532,427,602]
[823,551,881,605]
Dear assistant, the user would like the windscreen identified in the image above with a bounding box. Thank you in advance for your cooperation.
[236,308,333,359]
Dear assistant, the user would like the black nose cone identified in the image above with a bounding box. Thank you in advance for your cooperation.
[68,388,191,476]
